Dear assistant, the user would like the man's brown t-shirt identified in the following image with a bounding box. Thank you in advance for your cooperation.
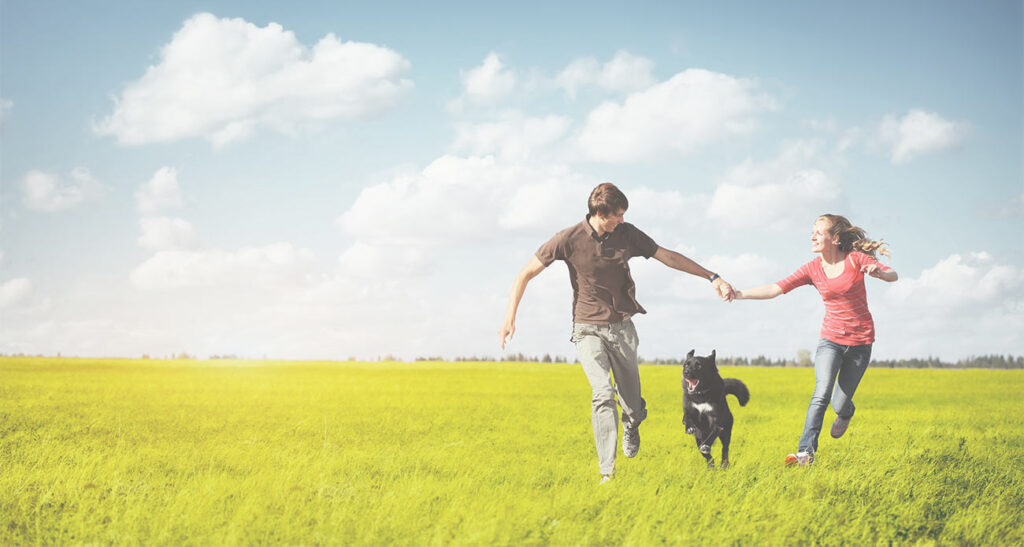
[536,216,659,325]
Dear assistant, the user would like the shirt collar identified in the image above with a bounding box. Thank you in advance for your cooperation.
[583,214,608,242]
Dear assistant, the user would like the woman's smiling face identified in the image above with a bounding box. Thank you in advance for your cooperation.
[810,217,837,254]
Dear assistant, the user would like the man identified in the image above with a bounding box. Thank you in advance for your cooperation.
[498,182,735,483]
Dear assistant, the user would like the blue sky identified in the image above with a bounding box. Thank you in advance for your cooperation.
[1,1,1021,361]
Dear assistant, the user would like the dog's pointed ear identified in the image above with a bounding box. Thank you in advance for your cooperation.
[687,349,695,359]
[711,349,716,361]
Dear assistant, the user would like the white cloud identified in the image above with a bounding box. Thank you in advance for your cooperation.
[877,110,966,163]
[337,241,429,279]
[498,176,592,232]
[130,242,315,289]
[707,141,843,230]
[556,50,656,99]
[576,68,775,162]
[94,13,412,147]
[137,217,200,251]
[448,51,654,111]
[556,58,602,100]
[618,187,711,246]
[20,167,105,212]
[333,153,609,305]
[627,187,710,225]
[136,167,183,214]
[337,154,594,248]
[451,112,571,161]
[885,252,1023,308]
[877,252,1024,358]
[0,278,33,309]
[454,52,517,107]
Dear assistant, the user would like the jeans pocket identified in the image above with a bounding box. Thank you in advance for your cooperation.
[570,323,594,344]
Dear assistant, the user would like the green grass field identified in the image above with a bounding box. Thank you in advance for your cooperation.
[2,357,1022,545]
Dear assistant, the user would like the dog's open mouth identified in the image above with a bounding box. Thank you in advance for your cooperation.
[685,378,699,393]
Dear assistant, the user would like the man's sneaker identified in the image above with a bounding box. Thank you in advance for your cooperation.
[784,451,814,467]
[599,474,613,484]
[623,423,640,458]
[831,416,851,438]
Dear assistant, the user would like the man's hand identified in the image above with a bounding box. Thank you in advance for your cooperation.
[499,320,516,349]
[713,278,735,302]
[499,256,546,350]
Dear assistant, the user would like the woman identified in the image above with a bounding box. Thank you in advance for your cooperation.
[736,214,898,466]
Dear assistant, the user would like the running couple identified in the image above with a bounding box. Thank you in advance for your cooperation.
[498,183,898,482]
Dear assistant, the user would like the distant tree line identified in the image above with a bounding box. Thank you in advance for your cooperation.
[440,353,1024,369]
[643,355,800,367]
[869,354,1024,369]
[448,353,570,363]
[2,352,1020,369]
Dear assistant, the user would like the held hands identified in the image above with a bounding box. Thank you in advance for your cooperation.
[713,278,736,302]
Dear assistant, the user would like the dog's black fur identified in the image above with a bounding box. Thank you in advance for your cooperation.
[682,349,750,469]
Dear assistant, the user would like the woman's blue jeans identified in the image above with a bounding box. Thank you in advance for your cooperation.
[798,339,872,453]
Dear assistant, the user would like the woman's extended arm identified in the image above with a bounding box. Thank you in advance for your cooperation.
[735,283,784,300]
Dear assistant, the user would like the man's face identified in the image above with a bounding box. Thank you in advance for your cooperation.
[596,209,626,233]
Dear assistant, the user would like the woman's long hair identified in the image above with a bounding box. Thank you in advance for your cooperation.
[819,214,890,260]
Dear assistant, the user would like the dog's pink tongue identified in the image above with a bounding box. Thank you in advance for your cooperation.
[686,378,699,392]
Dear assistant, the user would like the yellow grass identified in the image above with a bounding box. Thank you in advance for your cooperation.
[2,357,1022,544]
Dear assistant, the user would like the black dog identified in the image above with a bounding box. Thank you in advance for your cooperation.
[682,349,750,469]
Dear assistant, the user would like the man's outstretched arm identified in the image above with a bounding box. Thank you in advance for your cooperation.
[499,255,547,349]
[652,247,735,301]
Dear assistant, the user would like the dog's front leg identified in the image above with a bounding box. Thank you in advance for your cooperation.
[694,431,714,468]
[699,415,720,458]
[683,405,696,435]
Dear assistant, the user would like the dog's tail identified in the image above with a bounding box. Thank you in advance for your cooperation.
[723,378,750,406]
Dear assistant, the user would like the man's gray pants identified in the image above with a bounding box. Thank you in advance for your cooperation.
[572,318,647,476]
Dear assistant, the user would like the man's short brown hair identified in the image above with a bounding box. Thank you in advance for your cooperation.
[588,182,628,216]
